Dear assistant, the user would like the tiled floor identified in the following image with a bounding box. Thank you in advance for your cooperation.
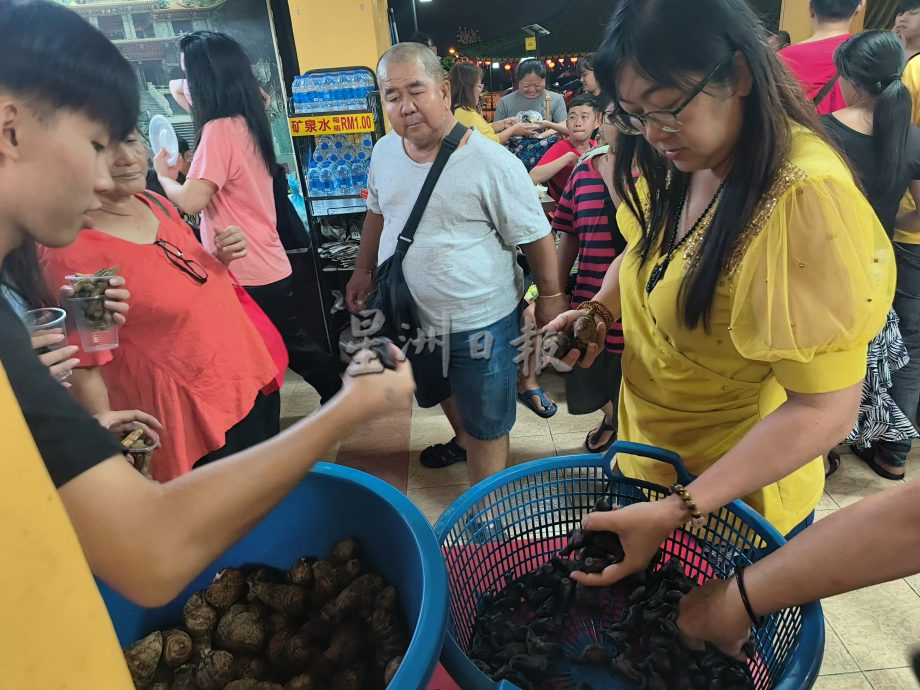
[282,369,920,688]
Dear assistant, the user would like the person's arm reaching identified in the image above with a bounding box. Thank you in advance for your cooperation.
[169,79,191,113]
[68,366,111,416]
[530,151,579,184]
[59,348,414,607]
[345,211,383,313]
[677,479,920,656]
[154,150,216,215]
[557,232,579,291]
[520,235,566,327]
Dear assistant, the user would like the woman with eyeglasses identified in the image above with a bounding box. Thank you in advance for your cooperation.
[154,31,343,406]
[41,132,285,482]
[548,0,894,587]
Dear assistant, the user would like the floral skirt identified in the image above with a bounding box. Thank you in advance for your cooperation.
[846,309,919,448]
[506,135,559,171]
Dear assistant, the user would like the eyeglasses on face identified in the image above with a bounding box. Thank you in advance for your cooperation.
[154,239,208,284]
[607,54,734,136]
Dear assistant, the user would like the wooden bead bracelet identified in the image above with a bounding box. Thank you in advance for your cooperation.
[578,300,615,328]
[670,483,706,529]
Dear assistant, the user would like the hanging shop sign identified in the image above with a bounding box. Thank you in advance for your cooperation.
[289,113,375,136]
[524,36,537,51]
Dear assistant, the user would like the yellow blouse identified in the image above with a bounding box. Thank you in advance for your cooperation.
[454,107,500,143]
[615,128,894,535]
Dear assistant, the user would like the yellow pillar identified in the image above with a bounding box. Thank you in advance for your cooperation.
[287,0,392,73]
[780,0,867,44]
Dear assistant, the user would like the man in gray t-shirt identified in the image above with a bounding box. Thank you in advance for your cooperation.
[346,43,566,486]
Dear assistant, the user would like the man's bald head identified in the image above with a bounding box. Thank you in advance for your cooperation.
[378,42,446,84]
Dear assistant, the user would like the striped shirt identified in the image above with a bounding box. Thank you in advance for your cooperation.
[552,157,627,353]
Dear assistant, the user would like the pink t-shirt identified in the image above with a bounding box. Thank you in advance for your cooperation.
[779,35,850,115]
[188,116,291,286]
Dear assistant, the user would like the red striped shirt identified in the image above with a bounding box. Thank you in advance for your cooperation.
[552,157,627,353]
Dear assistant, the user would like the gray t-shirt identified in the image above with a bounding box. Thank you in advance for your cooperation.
[494,89,567,123]
[366,129,551,334]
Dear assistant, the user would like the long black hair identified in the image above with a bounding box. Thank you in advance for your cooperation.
[595,0,823,329]
[180,31,276,172]
[517,59,547,82]
[835,31,911,200]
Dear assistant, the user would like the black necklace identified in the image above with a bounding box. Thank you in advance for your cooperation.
[645,179,726,294]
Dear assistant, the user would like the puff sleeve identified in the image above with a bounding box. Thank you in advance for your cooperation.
[730,173,895,394]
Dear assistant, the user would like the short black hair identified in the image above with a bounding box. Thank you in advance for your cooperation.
[898,0,920,13]
[810,0,862,20]
[410,31,435,47]
[517,58,547,81]
[0,1,138,140]
[567,93,600,112]
[177,135,191,155]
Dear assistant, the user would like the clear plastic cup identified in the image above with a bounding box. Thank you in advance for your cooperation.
[22,307,72,382]
[119,423,160,479]
[65,295,119,352]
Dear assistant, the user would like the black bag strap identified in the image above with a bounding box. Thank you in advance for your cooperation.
[393,122,468,258]
[813,74,839,107]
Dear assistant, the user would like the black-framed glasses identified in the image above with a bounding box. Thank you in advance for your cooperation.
[154,239,208,285]
[607,54,734,136]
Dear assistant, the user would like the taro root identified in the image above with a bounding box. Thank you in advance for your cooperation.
[182,592,218,641]
[330,663,369,690]
[368,609,407,663]
[384,656,403,685]
[331,538,360,564]
[542,311,597,362]
[322,573,384,622]
[375,585,399,612]
[215,603,264,655]
[323,624,365,667]
[161,629,192,667]
[541,331,573,361]
[266,630,294,669]
[194,649,234,690]
[124,630,163,684]
[283,632,315,674]
[232,656,268,680]
[168,663,197,690]
[311,560,338,602]
[300,618,333,646]
[285,674,323,690]
[265,611,291,637]
[205,568,248,610]
[335,558,363,590]
[288,558,314,589]
[249,581,307,619]
[226,681,285,690]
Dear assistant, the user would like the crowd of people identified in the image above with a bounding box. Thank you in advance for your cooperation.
[6,0,920,684]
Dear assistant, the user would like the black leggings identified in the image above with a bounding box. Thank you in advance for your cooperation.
[245,276,343,403]
[194,390,280,468]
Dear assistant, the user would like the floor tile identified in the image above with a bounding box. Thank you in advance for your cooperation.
[815,509,835,522]
[286,385,321,418]
[821,621,860,675]
[906,575,920,598]
[817,491,840,510]
[508,434,557,466]
[336,402,411,492]
[814,673,872,689]
[407,451,471,490]
[864,668,920,689]
[823,579,920,671]
[407,483,470,525]
[548,408,600,437]
[510,411,552,439]
[825,451,903,508]
[552,431,593,457]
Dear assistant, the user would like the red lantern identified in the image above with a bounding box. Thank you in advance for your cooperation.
[504,64,512,71]
[571,56,579,64]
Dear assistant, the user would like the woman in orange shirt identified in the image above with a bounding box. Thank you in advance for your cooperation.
[42,132,282,481]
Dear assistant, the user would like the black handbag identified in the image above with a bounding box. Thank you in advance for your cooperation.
[369,122,467,339]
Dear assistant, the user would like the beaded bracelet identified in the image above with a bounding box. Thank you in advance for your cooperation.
[735,566,765,628]
[669,483,706,528]
[578,300,615,328]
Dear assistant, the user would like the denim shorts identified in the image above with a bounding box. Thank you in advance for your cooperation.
[409,305,523,441]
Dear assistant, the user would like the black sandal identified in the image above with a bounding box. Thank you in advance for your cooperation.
[420,437,467,469]
[825,450,841,479]
[851,445,905,481]
[585,417,617,454]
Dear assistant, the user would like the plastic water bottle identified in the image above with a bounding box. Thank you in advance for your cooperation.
[307,165,321,196]
[301,75,316,113]
[318,163,334,196]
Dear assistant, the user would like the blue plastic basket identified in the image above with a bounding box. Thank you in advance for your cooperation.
[98,462,448,690]
[434,442,824,690]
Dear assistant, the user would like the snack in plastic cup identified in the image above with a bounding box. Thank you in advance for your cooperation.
[65,295,119,352]
[119,424,159,479]
[22,307,72,382]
